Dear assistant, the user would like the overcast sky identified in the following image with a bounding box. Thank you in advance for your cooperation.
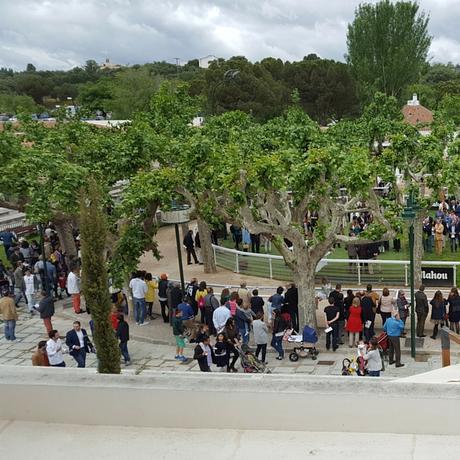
[1,0,460,70]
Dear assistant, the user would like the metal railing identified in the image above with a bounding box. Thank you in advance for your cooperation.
[212,244,460,286]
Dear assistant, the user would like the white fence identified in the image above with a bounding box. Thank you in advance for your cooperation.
[212,244,460,287]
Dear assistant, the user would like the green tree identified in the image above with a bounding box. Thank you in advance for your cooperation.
[14,73,51,104]
[78,78,113,114]
[204,56,289,120]
[0,93,37,114]
[283,57,360,123]
[0,117,148,261]
[203,108,396,328]
[381,112,455,285]
[84,59,99,77]
[107,67,163,118]
[438,94,460,125]
[80,179,120,374]
[347,0,431,101]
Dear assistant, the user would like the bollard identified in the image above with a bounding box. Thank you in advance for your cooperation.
[439,327,451,367]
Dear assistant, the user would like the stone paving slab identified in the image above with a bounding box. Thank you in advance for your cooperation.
[0,301,457,378]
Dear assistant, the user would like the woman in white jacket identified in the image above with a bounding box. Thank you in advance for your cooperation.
[362,337,383,377]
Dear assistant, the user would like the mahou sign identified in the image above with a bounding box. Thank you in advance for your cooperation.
[421,266,455,287]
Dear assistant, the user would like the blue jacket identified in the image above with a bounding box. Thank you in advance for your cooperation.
[269,293,284,309]
[235,308,251,331]
[383,317,404,337]
[178,302,194,320]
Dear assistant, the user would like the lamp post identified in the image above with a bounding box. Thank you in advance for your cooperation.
[37,223,51,296]
[402,192,417,359]
[160,204,191,293]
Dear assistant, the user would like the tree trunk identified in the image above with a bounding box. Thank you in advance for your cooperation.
[53,218,78,267]
[197,216,217,274]
[294,266,318,330]
[413,212,424,288]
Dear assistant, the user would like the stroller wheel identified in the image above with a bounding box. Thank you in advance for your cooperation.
[289,352,299,362]
[311,355,317,360]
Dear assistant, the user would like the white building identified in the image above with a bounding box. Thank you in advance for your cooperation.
[198,55,218,69]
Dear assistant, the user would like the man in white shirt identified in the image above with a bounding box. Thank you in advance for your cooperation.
[46,330,66,367]
[67,265,84,314]
[213,303,231,334]
[129,271,148,326]
[23,268,38,315]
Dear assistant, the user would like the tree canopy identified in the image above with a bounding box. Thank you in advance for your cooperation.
[347,0,431,101]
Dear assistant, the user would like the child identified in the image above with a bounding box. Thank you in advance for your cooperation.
[194,324,210,344]
[57,272,68,299]
[214,333,228,371]
[117,314,131,366]
[193,335,214,372]
[253,312,269,363]
[172,309,187,362]
[356,340,367,376]
[110,305,120,331]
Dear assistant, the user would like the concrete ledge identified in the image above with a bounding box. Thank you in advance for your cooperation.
[1,365,459,435]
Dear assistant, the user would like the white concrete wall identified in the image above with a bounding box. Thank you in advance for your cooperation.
[0,366,459,435]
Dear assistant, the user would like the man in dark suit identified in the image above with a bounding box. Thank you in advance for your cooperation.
[183,230,199,265]
[65,321,94,368]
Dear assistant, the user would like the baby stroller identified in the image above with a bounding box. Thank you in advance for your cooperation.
[286,325,319,362]
[376,332,388,370]
[236,345,271,374]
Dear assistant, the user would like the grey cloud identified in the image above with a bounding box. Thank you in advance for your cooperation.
[0,0,459,70]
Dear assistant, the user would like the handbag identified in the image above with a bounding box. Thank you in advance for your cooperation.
[376,300,381,314]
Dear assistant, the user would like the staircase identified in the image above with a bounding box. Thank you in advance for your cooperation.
[0,207,32,235]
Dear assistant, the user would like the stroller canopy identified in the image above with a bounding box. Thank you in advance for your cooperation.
[302,325,318,344]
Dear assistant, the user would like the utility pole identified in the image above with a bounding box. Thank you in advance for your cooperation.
[174,57,180,77]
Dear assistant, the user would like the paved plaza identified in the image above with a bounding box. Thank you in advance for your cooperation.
[1,294,458,377]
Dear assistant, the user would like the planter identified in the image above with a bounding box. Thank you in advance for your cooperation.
[160,207,191,224]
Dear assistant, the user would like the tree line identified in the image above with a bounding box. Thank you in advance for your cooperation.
[1,1,459,124]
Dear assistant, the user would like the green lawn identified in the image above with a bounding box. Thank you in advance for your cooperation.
[217,237,460,286]
[219,236,460,262]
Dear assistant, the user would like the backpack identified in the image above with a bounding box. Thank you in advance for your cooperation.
[198,295,206,310]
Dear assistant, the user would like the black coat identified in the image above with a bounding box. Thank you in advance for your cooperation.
[214,341,228,367]
[183,233,194,249]
[250,296,265,315]
[284,287,298,311]
[65,329,93,355]
[329,290,345,320]
[38,296,55,319]
[117,321,130,343]
[361,296,376,322]
[193,344,215,371]
[170,287,183,309]
[158,279,169,299]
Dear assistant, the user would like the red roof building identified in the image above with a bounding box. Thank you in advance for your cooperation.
[402,94,433,127]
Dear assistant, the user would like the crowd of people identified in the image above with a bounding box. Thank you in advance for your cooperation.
[2,222,460,376]
[423,200,460,255]
[0,226,132,368]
